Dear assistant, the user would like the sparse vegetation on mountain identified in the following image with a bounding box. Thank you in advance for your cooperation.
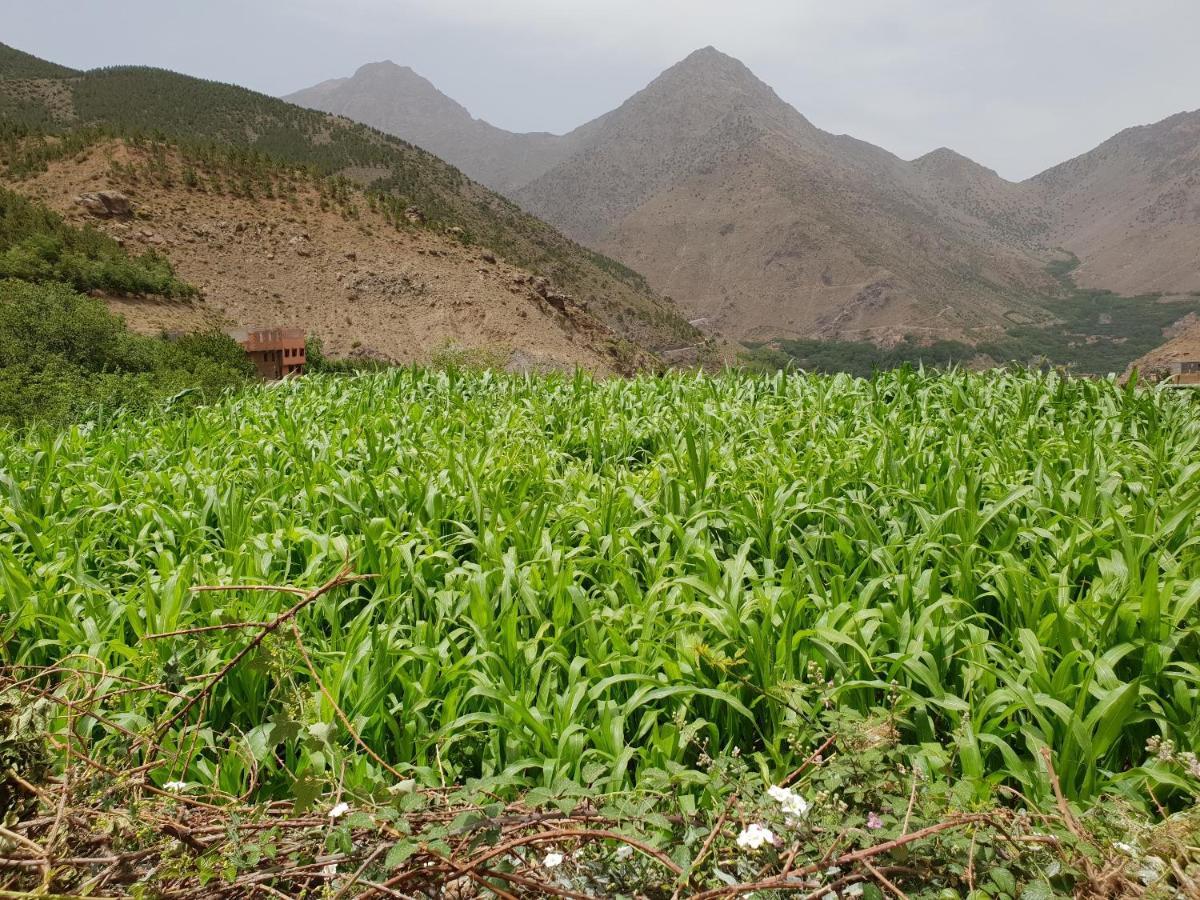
[1033,108,1200,297]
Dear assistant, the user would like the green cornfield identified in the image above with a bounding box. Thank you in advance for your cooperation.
[3,368,1199,807]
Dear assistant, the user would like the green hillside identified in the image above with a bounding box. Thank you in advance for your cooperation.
[0,48,697,351]
[0,42,78,80]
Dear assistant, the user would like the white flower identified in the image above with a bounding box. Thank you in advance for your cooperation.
[543,851,564,868]
[845,885,865,897]
[736,823,776,850]
[163,781,190,792]
[322,863,338,877]
[328,802,350,819]
[615,844,633,860]
[822,893,838,900]
[767,785,811,821]
[1113,841,1138,856]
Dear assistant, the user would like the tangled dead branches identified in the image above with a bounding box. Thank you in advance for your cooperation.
[0,567,1191,898]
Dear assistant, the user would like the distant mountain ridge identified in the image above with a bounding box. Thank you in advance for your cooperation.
[1032,108,1200,297]
[287,47,1200,345]
[288,61,575,196]
[292,48,1058,341]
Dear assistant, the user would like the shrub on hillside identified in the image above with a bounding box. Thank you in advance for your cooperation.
[0,278,250,427]
[304,334,391,374]
[0,187,194,297]
[745,336,974,378]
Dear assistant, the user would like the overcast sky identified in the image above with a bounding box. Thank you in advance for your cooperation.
[8,0,1199,180]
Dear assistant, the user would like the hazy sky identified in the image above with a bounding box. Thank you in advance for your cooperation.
[8,0,1199,180]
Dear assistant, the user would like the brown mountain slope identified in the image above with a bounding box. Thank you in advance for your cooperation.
[10,139,649,373]
[291,48,1060,343]
[514,49,1057,342]
[1125,312,1200,379]
[911,148,1050,248]
[1030,109,1200,297]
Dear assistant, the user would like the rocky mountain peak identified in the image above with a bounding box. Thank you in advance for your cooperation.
[913,147,1001,180]
[643,46,788,113]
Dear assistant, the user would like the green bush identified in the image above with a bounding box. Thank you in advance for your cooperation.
[304,334,390,374]
[977,291,1200,374]
[745,336,974,377]
[0,278,250,428]
[0,187,194,297]
[747,289,1200,377]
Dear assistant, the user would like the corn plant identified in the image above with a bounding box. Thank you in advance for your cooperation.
[1,368,1198,808]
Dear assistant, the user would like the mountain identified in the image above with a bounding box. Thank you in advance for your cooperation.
[0,43,699,358]
[515,48,1064,342]
[11,40,1198,362]
[290,47,1061,343]
[285,62,574,196]
[1031,109,1200,297]
[290,47,1200,351]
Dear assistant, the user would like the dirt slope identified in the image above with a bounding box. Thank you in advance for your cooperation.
[12,140,647,374]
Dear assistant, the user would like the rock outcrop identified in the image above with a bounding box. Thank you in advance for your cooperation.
[75,190,133,219]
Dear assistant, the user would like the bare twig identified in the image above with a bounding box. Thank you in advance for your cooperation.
[146,565,376,753]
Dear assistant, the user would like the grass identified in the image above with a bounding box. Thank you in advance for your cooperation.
[3,367,1199,814]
